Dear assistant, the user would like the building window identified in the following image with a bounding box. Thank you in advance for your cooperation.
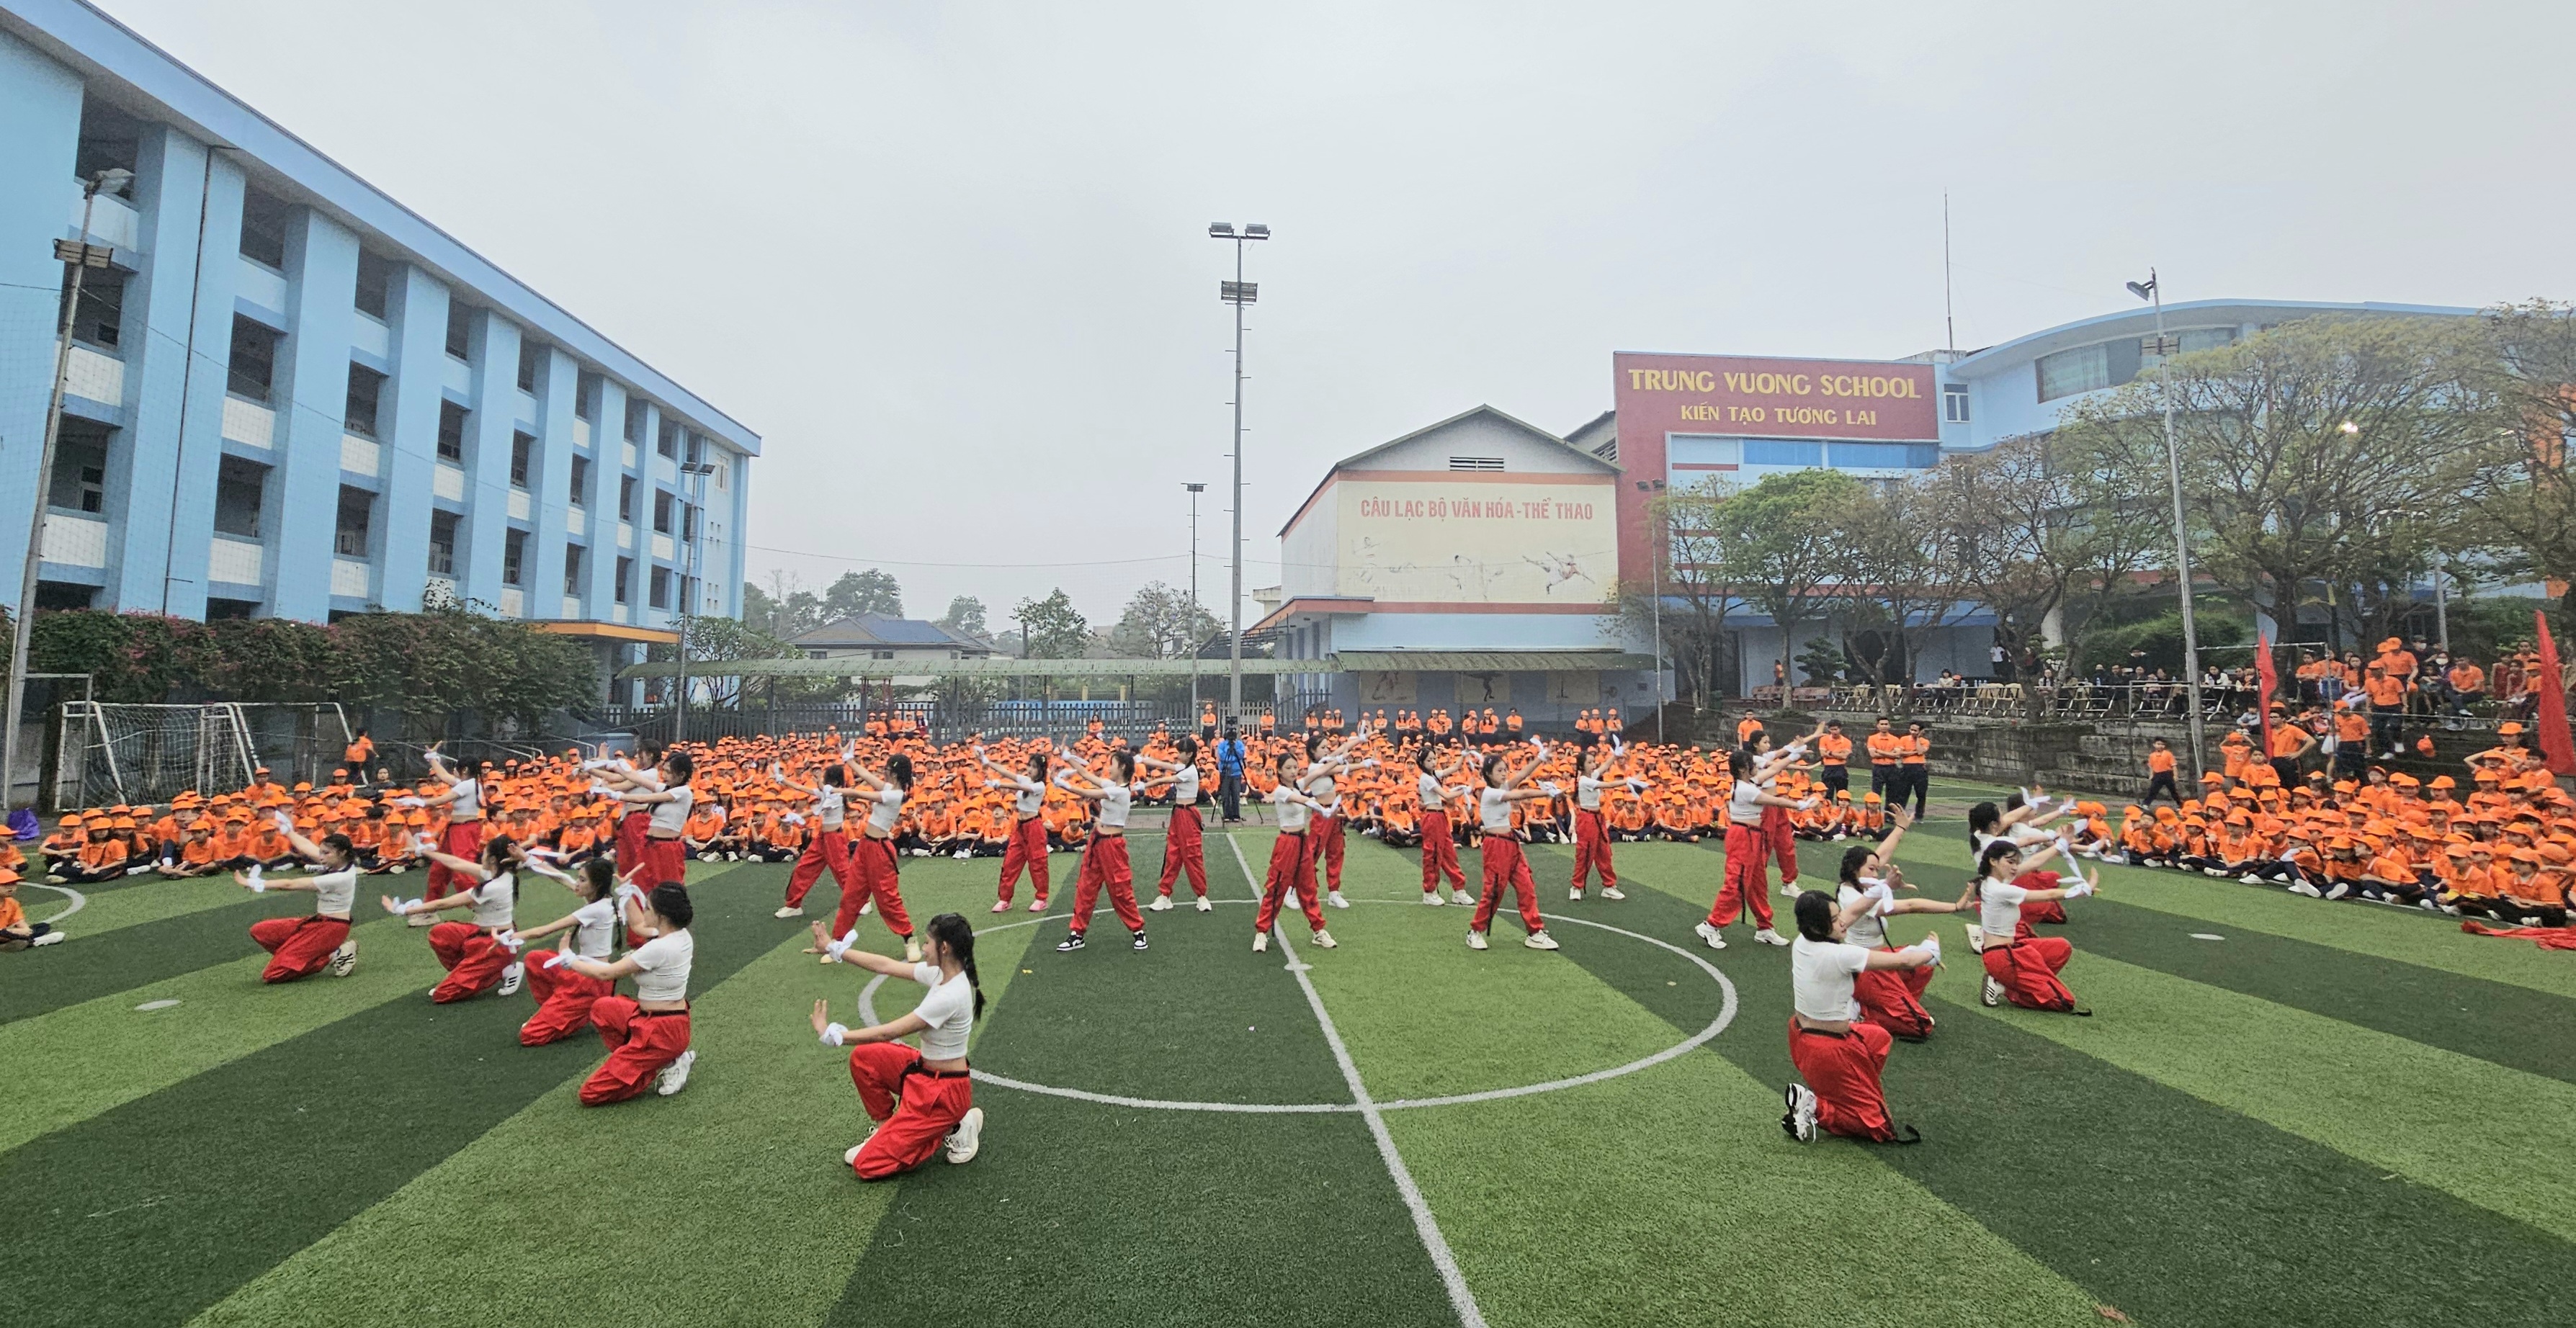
[427,511,459,575]
[657,418,680,459]
[502,529,526,586]
[64,269,124,349]
[2143,326,2240,373]
[563,544,585,595]
[680,501,698,543]
[576,372,602,421]
[228,315,278,402]
[214,457,268,539]
[648,566,671,610]
[437,400,469,462]
[619,475,638,522]
[653,490,674,535]
[1743,439,1824,467]
[509,432,535,488]
[614,555,632,604]
[444,300,472,360]
[516,338,541,392]
[335,487,372,557]
[344,364,386,437]
[871,649,894,660]
[712,457,728,490]
[238,186,290,269]
[354,251,394,320]
[49,434,107,513]
[1942,383,1970,423]
[624,397,648,444]
[1447,456,1505,471]
[2034,343,2111,403]
[568,454,589,506]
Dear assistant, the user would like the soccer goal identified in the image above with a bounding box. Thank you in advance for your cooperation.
[56,702,261,807]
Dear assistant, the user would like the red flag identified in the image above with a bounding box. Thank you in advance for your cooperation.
[2534,612,2575,776]
[2253,632,2278,762]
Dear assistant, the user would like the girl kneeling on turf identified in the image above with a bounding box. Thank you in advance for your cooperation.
[1971,840,2095,1015]
[511,856,622,1045]
[384,833,524,1002]
[811,911,985,1177]
[1830,808,1962,1041]
[238,815,361,982]
[560,881,697,1104]
[1784,889,1940,1144]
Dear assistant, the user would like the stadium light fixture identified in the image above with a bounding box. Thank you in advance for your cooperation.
[1209,223,1236,238]
[1210,222,1269,721]
[2129,267,2206,773]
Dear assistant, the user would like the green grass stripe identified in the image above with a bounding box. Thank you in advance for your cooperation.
[0,863,809,1328]
[1328,838,2101,1326]
[823,830,1457,1328]
[1596,853,2576,1326]
[0,890,328,1026]
[1923,942,2576,1243]
[192,891,1042,1327]
[0,915,445,1155]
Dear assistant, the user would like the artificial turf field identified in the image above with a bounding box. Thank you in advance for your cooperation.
[6,777,2576,1328]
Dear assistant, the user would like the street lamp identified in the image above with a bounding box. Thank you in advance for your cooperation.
[6,166,130,810]
[1209,222,1267,724]
[674,457,719,747]
[1184,482,1205,714]
[2126,270,2207,773]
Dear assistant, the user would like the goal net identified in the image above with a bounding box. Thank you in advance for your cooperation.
[57,703,261,808]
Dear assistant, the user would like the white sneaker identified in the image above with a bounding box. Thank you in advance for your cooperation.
[844,1141,869,1169]
[859,899,876,917]
[1466,930,1490,951]
[1784,1082,1819,1143]
[1284,891,1300,911]
[655,1049,697,1096]
[2288,881,2323,898]
[328,938,357,976]
[1451,888,1473,905]
[1328,890,1349,909]
[2324,882,2351,901]
[904,937,924,964]
[773,905,803,919]
[1194,896,1212,912]
[944,1106,985,1164]
[1694,921,1728,951]
[497,962,524,997]
[1601,887,1625,900]
[407,913,433,928]
[989,899,1013,914]
[31,930,66,947]
[1965,925,1988,954]
[1524,930,1560,951]
[1312,930,1338,949]
[2239,874,2266,885]
[1755,928,1792,947]
[1029,897,1048,912]
[1570,887,1585,902]
[1149,895,1173,912]
[1422,892,1444,906]
[1252,931,1269,953]
[1981,976,2005,1008]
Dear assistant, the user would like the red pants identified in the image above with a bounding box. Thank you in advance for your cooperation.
[1982,937,2077,1011]
[1571,809,1617,889]
[847,1042,974,1180]
[640,835,687,889]
[1707,822,1775,928]
[786,827,857,907]
[616,810,650,878]
[833,838,912,940]
[1853,951,1936,1038]
[1070,835,1145,936]
[427,922,511,1002]
[996,817,1050,905]
[1788,1018,1898,1141]
[1473,836,1543,935]
[1761,804,1798,883]
[581,997,691,1105]
[1311,815,1346,892]
[519,953,612,1045]
[2015,869,2068,925]
[1256,830,1325,933]
[1157,805,1207,897]
[426,820,486,900]
[1421,812,1464,891]
[249,914,349,984]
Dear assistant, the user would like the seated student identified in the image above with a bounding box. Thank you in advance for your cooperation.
[2068,802,2115,857]
[0,866,66,949]
[2497,845,2570,928]
[40,815,85,879]
[53,816,130,885]
[683,799,728,861]
[2356,830,2430,907]
[161,821,228,878]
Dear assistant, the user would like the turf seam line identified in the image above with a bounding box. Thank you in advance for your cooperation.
[1225,831,1488,1328]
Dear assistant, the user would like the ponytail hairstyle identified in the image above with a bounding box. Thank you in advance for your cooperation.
[1838,843,1874,886]
[1481,753,1509,785]
[886,753,915,791]
[318,832,357,869]
[581,856,617,902]
[1792,889,1838,943]
[663,750,695,785]
[1025,750,1050,782]
[480,833,521,903]
[1978,838,2022,881]
[1417,745,1441,773]
[1967,801,2002,849]
[923,911,985,1018]
[648,881,693,930]
[1176,735,1199,766]
[1304,732,1325,761]
[1110,750,1137,782]
[822,763,846,788]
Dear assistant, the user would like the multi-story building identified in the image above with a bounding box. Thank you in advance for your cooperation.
[0,1,756,688]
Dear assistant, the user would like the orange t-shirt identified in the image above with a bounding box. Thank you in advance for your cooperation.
[1817,735,1852,767]
[2147,750,2176,774]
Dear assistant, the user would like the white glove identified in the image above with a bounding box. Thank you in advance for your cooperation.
[1915,933,1942,963]
[545,949,577,969]
[494,929,523,953]
[272,811,295,834]
[246,864,267,893]
[2063,878,2096,899]
[413,833,437,853]
[615,882,646,907]
[782,812,807,826]
[526,846,565,861]
[820,1021,849,1047]
[825,930,856,961]
[1541,782,1561,796]
[1866,883,1896,916]
[393,796,425,809]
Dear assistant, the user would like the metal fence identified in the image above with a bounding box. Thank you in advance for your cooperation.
[599,699,1200,747]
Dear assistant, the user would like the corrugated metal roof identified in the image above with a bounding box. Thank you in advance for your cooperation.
[1331,651,1658,673]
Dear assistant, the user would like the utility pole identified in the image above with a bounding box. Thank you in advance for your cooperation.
[1185,481,1205,715]
[1210,223,1268,724]
[675,453,718,747]
[7,168,129,811]
[2128,269,2206,773]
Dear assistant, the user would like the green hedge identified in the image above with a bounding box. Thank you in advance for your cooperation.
[0,606,596,724]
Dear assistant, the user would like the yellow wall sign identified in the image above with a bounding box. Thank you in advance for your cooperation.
[1334,477,1618,604]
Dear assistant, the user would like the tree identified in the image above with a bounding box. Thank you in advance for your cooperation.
[2466,300,2576,622]
[746,572,826,640]
[1106,581,1222,659]
[1837,475,1971,704]
[820,568,904,622]
[938,596,990,640]
[646,616,800,708]
[1622,477,1740,709]
[1713,469,1867,698]
[1014,588,1089,659]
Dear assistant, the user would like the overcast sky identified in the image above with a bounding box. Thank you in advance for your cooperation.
[97,0,2576,632]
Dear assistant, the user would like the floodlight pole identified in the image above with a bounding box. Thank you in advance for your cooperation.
[1212,223,1267,724]
[675,457,717,748]
[2134,269,2207,774]
[8,169,124,811]
[1185,482,1205,713]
